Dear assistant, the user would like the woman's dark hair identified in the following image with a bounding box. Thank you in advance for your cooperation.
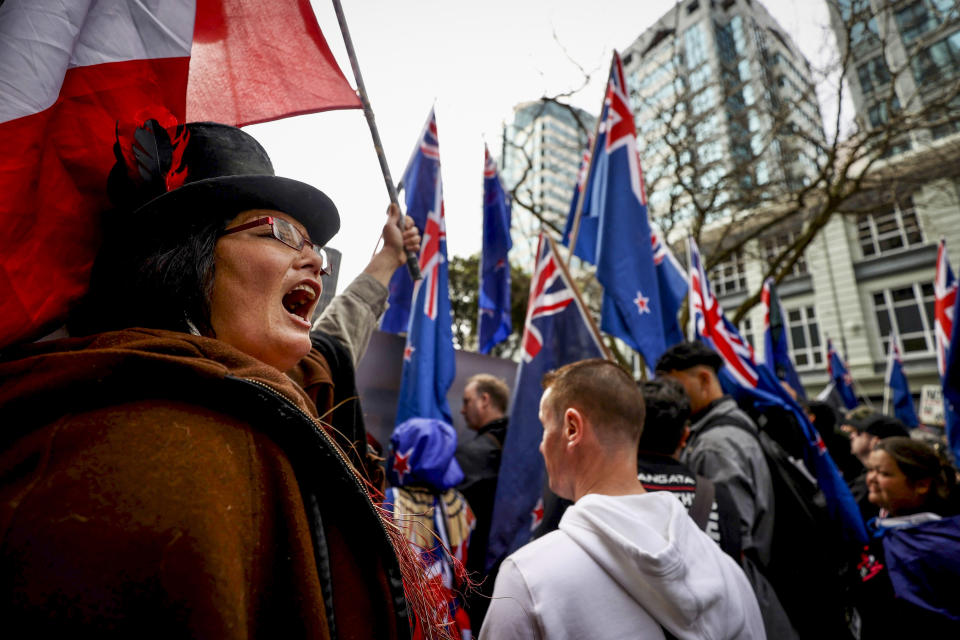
[68,210,225,337]
[875,436,958,515]
[638,378,691,455]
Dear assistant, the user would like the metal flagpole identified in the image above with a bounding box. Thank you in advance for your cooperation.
[331,0,421,281]
[565,55,616,271]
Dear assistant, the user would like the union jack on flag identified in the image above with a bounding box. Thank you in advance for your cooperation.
[521,238,575,362]
[687,237,759,388]
[935,238,957,380]
[687,236,868,545]
[394,109,455,425]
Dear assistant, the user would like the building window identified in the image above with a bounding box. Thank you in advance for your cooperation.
[895,0,957,45]
[911,31,960,85]
[856,56,890,95]
[867,96,901,128]
[684,22,707,69]
[709,251,747,295]
[786,305,822,369]
[762,231,808,278]
[857,198,924,258]
[873,283,936,355]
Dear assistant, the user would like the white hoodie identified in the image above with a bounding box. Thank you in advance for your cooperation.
[480,492,764,640]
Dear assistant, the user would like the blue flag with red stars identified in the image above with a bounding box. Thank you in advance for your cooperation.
[380,111,440,334]
[394,109,455,424]
[886,341,918,429]
[485,233,606,570]
[591,52,665,369]
[562,140,599,264]
[827,338,858,410]
[762,278,806,400]
[478,146,512,354]
[689,237,868,545]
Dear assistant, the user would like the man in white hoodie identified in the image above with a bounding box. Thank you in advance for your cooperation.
[480,359,764,640]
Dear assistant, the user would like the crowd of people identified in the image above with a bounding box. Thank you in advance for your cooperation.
[1,119,958,639]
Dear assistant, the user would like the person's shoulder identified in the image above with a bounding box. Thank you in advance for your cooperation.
[502,529,582,579]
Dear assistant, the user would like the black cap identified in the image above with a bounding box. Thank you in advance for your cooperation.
[861,414,910,439]
[109,121,339,246]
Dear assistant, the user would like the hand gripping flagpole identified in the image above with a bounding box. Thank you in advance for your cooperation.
[331,0,421,281]
[566,54,616,271]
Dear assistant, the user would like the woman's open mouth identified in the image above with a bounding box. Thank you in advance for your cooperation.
[282,282,318,322]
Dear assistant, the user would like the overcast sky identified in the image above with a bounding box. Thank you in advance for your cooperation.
[247,0,839,293]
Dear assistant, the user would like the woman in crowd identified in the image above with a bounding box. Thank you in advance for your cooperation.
[855,437,960,636]
[0,120,432,638]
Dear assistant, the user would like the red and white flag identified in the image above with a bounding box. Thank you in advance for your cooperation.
[0,0,360,349]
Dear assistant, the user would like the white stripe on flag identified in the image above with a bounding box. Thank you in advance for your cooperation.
[0,0,194,123]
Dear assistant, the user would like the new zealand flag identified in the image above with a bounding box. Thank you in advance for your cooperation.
[591,52,665,369]
[394,109,455,424]
[562,140,598,264]
[886,340,918,429]
[689,237,868,545]
[485,233,606,570]
[827,338,858,410]
[380,110,440,334]
[762,277,806,400]
[478,145,512,354]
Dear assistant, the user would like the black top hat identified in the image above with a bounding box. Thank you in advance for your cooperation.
[108,121,339,246]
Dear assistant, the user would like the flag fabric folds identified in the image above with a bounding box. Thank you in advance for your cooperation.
[935,239,959,460]
[394,111,455,425]
[486,233,606,570]
[652,227,689,348]
[478,146,512,354]
[0,0,360,350]
[688,237,868,545]
[562,142,599,264]
[941,249,960,462]
[590,52,666,369]
[885,340,918,429]
[186,0,361,126]
[380,110,439,334]
[827,339,859,410]
[762,278,806,400]
[934,239,957,379]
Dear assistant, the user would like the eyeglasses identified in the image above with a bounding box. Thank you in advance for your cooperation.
[220,216,331,275]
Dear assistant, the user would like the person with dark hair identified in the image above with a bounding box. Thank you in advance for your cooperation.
[854,437,960,636]
[639,378,798,640]
[0,121,430,638]
[845,412,911,522]
[455,373,509,629]
[655,342,775,569]
[806,400,862,480]
[481,359,763,639]
[637,379,740,557]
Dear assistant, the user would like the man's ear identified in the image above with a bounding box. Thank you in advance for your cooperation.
[696,366,713,389]
[564,407,584,448]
